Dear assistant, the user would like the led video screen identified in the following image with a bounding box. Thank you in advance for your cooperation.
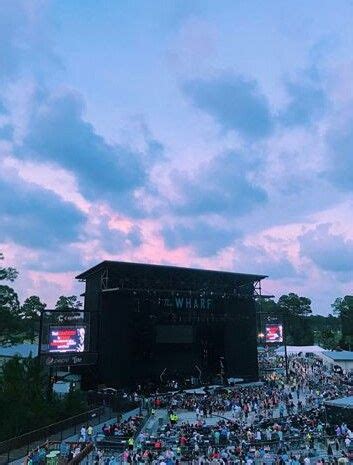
[49,326,86,353]
[265,324,283,343]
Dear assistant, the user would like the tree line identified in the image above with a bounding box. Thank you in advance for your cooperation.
[0,253,82,345]
[259,293,352,349]
[1,254,353,440]
[1,253,353,349]
[0,254,88,441]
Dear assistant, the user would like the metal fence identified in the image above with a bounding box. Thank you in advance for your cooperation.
[0,406,114,464]
[136,433,339,459]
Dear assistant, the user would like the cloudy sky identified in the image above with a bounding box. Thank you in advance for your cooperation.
[1,0,353,314]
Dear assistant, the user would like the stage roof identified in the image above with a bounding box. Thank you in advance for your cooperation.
[76,260,266,283]
[76,261,266,295]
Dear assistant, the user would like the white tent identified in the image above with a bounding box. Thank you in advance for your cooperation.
[275,345,325,356]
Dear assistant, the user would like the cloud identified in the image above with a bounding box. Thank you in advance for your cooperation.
[96,222,143,255]
[279,78,328,127]
[0,124,13,140]
[17,91,160,216]
[0,100,7,114]
[162,222,238,257]
[25,247,87,273]
[0,177,85,249]
[172,151,267,216]
[299,224,353,273]
[325,118,353,191]
[0,1,28,80]
[0,1,57,82]
[233,242,301,280]
[182,74,273,139]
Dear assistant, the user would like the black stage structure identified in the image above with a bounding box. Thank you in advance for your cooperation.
[76,261,267,389]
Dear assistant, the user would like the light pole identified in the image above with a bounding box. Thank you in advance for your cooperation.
[280,310,289,383]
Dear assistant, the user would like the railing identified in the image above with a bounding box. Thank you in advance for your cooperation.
[0,406,113,464]
[138,433,338,455]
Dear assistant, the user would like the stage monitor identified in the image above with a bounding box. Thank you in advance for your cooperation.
[49,326,86,353]
[265,323,283,343]
[156,325,193,344]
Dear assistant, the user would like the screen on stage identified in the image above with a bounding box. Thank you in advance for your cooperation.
[156,325,193,344]
[49,326,86,353]
[265,324,283,343]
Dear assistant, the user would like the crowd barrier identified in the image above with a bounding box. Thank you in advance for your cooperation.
[137,433,340,457]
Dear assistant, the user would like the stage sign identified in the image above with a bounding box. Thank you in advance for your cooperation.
[49,326,86,353]
[265,324,283,343]
[43,352,98,367]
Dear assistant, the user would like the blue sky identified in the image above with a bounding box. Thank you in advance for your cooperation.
[1,0,353,313]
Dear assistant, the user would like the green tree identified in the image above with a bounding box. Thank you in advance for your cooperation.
[278,292,312,316]
[317,329,341,350]
[278,293,314,345]
[0,253,21,344]
[19,296,47,342]
[332,296,353,349]
[259,298,278,314]
[0,253,18,282]
[0,282,22,345]
[55,295,82,310]
[332,296,353,319]
[20,296,46,320]
[55,295,82,323]
[0,355,88,440]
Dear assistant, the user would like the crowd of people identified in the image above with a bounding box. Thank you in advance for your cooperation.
[95,354,353,464]
[101,415,144,441]
[25,353,353,464]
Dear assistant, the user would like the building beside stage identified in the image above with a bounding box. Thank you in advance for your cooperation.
[76,261,266,389]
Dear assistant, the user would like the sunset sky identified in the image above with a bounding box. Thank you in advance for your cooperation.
[1,0,353,314]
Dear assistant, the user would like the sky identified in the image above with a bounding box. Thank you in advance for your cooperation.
[1,0,353,314]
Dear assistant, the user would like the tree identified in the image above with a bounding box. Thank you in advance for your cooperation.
[0,355,88,440]
[0,284,20,314]
[277,293,314,345]
[316,329,341,350]
[19,296,47,342]
[55,295,82,323]
[0,254,21,344]
[259,298,278,314]
[0,253,18,282]
[332,296,353,320]
[332,296,353,349]
[0,254,47,344]
[55,295,82,310]
[278,292,312,316]
[0,284,22,345]
[20,296,46,320]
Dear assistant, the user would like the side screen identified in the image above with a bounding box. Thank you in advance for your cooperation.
[265,324,283,343]
[49,326,86,353]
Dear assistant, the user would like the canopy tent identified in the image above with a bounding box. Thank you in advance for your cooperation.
[325,396,353,409]
[325,396,353,429]
[275,345,325,356]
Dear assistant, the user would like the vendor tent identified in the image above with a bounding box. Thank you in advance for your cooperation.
[275,345,325,356]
